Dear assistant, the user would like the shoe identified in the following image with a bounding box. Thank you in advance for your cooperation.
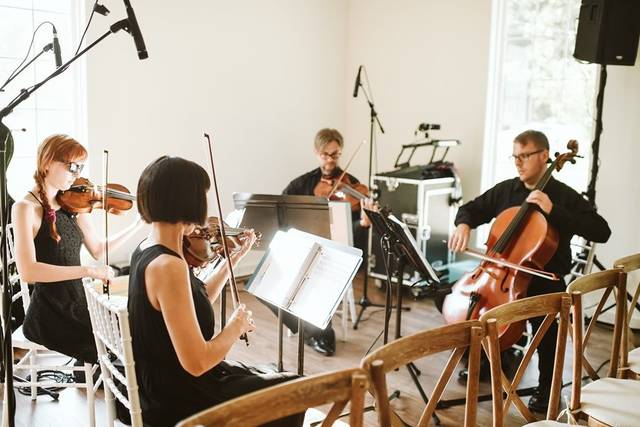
[527,386,551,413]
[304,336,335,356]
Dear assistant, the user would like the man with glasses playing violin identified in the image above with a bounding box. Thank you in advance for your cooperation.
[448,129,611,413]
[276,128,376,356]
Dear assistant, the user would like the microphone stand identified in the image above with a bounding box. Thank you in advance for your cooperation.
[0,17,139,427]
[352,68,391,330]
[0,43,54,93]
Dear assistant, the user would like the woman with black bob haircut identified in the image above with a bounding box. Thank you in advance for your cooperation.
[128,156,304,427]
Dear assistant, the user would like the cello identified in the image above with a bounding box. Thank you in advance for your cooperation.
[442,140,579,350]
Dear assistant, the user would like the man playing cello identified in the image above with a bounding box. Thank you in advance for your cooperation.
[448,130,610,412]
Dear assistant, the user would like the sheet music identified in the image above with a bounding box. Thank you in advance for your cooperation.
[246,228,362,329]
[247,231,321,307]
[289,245,361,329]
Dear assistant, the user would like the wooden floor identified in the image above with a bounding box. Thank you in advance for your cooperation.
[5,272,627,426]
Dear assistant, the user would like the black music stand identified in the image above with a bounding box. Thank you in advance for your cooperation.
[364,208,441,425]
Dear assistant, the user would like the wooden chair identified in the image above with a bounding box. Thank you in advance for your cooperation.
[560,269,640,426]
[613,253,640,378]
[176,368,368,427]
[479,292,572,426]
[2,223,99,427]
[83,282,143,427]
[360,320,486,427]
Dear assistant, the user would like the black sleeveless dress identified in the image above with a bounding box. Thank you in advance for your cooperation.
[128,244,304,427]
[22,203,97,363]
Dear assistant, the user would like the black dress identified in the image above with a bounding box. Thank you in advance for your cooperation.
[22,204,97,363]
[128,244,304,427]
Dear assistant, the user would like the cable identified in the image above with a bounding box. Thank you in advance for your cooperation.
[75,1,99,55]
[1,21,56,88]
[560,358,610,390]
[15,370,74,399]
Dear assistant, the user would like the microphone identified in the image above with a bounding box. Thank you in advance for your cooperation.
[123,0,149,60]
[352,65,362,98]
[52,27,62,68]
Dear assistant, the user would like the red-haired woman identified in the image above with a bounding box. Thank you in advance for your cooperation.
[11,134,143,363]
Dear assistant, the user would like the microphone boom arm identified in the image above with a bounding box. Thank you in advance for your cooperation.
[1,19,130,120]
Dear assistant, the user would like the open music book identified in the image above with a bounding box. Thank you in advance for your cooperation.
[245,228,362,329]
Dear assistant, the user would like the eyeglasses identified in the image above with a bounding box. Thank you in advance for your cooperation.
[509,149,544,163]
[64,161,85,174]
[319,151,342,160]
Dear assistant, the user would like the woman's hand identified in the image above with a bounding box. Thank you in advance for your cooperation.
[229,304,256,335]
[85,264,115,281]
[230,229,256,264]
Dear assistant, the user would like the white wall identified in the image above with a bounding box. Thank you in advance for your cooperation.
[85,1,347,262]
[596,61,640,270]
[343,0,493,196]
[84,0,638,267]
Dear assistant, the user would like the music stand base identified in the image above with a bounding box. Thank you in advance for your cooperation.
[353,296,409,330]
[436,386,537,409]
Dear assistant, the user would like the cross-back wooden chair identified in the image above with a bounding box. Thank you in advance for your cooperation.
[175,367,368,427]
[479,292,571,426]
[2,223,99,427]
[613,253,640,378]
[360,320,486,427]
[561,269,640,426]
[84,281,143,427]
[566,269,627,381]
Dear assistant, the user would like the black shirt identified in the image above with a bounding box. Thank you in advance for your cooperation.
[283,167,366,240]
[283,167,360,198]
[455,176,611,276]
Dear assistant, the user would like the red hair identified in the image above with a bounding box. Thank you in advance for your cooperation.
[33,134,87,242]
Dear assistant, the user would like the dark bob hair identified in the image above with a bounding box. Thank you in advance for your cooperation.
[137,156,210,225]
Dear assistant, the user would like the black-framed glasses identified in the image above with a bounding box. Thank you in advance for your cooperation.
[65,161,85,174]
[509,149,543,163]
[319,151,342,160]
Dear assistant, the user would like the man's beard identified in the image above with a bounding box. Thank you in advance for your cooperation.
[321,164,337,176]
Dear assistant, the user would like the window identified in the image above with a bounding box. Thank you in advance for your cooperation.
[0,0,86,200]
[482,0,598,195]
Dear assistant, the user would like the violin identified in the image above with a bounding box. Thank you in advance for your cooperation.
[183,216,262,268]
[57,177,135,214]
[314,174,369,212]
[442,140,580,350]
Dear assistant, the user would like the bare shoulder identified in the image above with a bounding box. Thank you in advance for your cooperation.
[12,196,42,224]
[146,253,189,293]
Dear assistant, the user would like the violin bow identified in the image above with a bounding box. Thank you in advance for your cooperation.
[328,139,367,198]
[102,150,110,296]
[203,132,249,346]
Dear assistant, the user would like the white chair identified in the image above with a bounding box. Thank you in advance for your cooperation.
[83,281,143,427]
[2,223,99,427]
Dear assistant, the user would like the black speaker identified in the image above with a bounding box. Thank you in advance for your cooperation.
[574,0,640,66]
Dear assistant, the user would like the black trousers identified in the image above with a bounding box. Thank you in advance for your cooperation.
[527,277,566,387]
